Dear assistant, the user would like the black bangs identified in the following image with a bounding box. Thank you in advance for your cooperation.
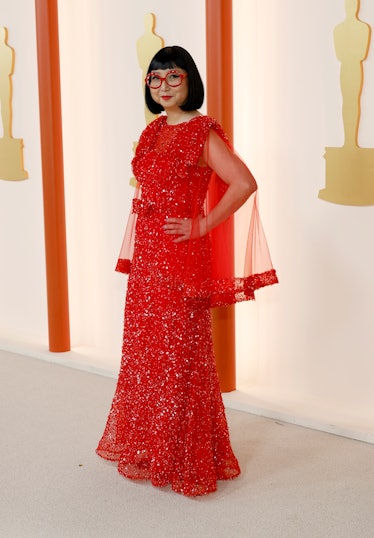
[148,47,188,73]
[149,59,177,71]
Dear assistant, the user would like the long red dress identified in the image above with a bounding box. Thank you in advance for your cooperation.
[96,115,277,496]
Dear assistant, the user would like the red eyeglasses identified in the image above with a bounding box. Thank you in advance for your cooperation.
[145,70,187,89]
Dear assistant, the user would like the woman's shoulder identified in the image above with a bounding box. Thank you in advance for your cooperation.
[192,114,219,127]
[183,114,225,137]
[194,115,229,144]
[141,115,166,132]
[136,116,165,146]
[196,114,226,132]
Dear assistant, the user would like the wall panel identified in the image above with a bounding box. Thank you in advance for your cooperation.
[1,0,374,441]
[0,0,47,345]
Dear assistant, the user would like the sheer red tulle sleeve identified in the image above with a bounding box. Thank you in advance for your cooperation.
[183,122,278,307]
[206,179,278,306]
[115,182,141,274]
[184,179,278,306]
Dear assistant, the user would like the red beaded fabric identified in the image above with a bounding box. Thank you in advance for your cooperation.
[96,115,277,496]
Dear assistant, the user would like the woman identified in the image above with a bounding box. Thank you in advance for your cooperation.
[96,46,277,496]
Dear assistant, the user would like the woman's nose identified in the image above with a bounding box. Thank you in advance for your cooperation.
[160,79,169,89]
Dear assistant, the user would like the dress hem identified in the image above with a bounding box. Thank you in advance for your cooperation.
[96,448,240,497]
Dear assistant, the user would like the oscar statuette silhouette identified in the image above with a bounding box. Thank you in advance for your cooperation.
[129,14,164,187]
[0,27,28,181]
[319,0,374,205]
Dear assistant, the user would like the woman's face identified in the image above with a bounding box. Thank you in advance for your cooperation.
[148,68,189,111]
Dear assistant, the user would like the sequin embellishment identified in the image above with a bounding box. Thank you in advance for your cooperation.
[96,116,244,496]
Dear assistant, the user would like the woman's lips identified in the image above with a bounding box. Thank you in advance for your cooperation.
[161,96,172,100]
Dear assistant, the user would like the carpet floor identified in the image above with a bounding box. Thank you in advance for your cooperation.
[1,349,374,538]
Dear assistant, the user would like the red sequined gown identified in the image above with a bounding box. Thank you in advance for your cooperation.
[96,115,277,496]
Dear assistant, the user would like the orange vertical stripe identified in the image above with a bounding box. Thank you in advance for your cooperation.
[35,0,70,352]
[206,0,236,392]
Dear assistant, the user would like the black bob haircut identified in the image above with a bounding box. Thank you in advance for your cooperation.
[145,46,204,114]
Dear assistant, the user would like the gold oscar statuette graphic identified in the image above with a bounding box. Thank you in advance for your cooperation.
[129,13,164,187]
[0,27,28,181]
[137,13,164,126]
[319,0,374,205]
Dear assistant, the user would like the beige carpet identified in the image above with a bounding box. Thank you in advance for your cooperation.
[1,349,374,538]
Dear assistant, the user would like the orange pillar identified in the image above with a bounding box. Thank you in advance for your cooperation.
[35,0,70,352]
[206,0,236,392]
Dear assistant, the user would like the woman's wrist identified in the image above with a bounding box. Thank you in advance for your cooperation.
[199,215,209,237]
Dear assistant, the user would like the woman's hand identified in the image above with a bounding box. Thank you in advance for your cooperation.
[163,131,257,244]
[163,217,207,243]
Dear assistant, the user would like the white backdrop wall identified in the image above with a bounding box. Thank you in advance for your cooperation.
[231,0,374,441]
[1,0,374,441]
[0,1,47,344]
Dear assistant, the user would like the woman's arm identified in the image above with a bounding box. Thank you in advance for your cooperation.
[164,129,257,242]
[199,129,257,235]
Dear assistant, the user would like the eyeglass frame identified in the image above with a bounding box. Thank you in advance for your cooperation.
[145,69,188,89]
